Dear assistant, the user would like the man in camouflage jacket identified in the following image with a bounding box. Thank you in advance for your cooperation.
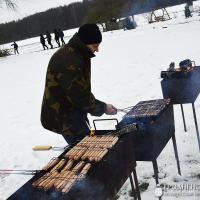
[41,24,117,144]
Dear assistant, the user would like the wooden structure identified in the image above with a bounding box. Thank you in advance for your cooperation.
[149,8,171,23]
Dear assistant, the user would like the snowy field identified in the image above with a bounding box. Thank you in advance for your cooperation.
[1,2,200,200]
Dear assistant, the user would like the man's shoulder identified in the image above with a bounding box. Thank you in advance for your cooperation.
[53,45,76,56]
[49,45,83,70]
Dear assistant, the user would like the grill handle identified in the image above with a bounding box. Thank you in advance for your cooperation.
[93,118,119,131]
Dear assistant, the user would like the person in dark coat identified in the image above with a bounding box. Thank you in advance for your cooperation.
[41,24,117,145]
[54,29,60,47]
[11,41,19,54]
[58,29,65,45]
[40,34,48,50]
[46,30,53,49]
[185,4,192,18]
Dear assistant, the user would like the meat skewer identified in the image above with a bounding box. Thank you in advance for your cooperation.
[56,171,74,191]
[43,171,59,191]
[95,149,108,162]
[54,171,72,190]
[61,160,74,171]
[57,161,85,191]
[77,163,92,180]
[51,159,66,172]
[61,173,78,193]
[42,158,60,171]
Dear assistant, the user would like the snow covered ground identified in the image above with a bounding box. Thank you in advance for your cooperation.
[1,1,200,200]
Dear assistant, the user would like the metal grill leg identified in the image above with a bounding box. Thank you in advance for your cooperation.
[152,160,159,184]
[171,132,181,175]
[129,175,137,200]
[192,103,200,151]
[180,104,187,132]
[132,169,141,200]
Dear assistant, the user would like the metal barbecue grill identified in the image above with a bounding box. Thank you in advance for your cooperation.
[7,129,141,200]
[161,62,200,151]
[123,99,170,122]
[118,99,181,184]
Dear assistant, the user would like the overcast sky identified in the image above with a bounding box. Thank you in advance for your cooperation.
[0,0,81,24]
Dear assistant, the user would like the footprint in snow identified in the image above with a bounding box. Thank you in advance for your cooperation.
[185,159,200,164]
[0,173,10,179]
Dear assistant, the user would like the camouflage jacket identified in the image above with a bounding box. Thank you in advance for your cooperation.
[41,33,106,136]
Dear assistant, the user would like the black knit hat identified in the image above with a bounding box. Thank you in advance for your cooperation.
[77,24,102,45]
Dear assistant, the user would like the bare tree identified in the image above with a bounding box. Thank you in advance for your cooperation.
[0,0,17,10]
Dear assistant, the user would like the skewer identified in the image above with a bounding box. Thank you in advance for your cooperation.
[54,170,69,189]
[117,108,129,113]
[72,161,85,173]
[58,161,85,192]
[62,174,78,193]
[55,171,74,191]
[61,160,74,172]
[51,159,66,172]
[42,158,60,171]
[43,171,59,191]
[77,163,92,180]
[0,169,41,175]
[37,172,54,189]
[96,149,108,162]
[32,173,50,188]
[94,149,104,162]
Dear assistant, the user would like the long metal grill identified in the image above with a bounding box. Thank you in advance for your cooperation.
[7,131,137,200]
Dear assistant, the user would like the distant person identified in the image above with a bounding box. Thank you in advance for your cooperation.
[40,34,48,50]
[187,0,193,12]
[58,29,65,45]
[185,4,192,18]
[11,42,19,54]
[54,29,60,47]
[46,30,53,49]
[124,17,135,30]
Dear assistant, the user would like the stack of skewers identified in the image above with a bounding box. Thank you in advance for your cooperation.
[32,135,119,194]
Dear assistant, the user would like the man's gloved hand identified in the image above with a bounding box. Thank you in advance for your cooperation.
[105,104,117,115]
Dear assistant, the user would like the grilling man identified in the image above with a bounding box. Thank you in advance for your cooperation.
[41,24,117,145]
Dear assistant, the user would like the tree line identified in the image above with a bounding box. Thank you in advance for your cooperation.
[0,0,194,45]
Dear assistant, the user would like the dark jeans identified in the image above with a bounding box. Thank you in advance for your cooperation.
[62,112,90,145]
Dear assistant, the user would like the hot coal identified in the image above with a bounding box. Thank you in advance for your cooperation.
[161,59,195,79]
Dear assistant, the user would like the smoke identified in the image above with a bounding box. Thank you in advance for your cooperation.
[68,178,106,200]
[49,191,60,199]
